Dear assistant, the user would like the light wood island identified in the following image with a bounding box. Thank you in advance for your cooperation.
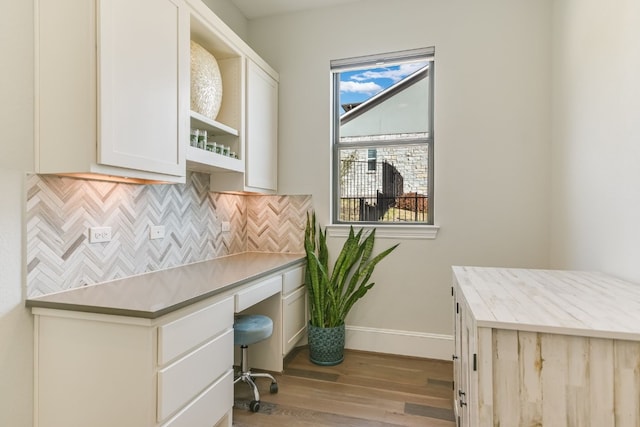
[452,266,640,427]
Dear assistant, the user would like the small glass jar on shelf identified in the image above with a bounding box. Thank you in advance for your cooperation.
[197,130,207,149]
[190,129,199,147]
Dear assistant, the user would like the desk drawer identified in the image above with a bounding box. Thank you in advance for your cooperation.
[161,369,233,427]
[283,265,304,295]
[158,329,233,422]
[158,297,233,365]
[235,275,282,312]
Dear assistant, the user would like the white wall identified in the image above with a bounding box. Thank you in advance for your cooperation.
[9,0,627,422]
[248,0,552,358]
[550,0,640,283]
[201,0,248,41]
[0,0,34,426]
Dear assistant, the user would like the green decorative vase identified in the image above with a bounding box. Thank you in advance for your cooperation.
[308,322,345,366]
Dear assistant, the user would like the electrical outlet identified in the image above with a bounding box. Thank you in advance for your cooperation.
[221,221,231,232]
[150,225,165,240]
[89,226,112,243]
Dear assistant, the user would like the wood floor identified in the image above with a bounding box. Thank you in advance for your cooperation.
[233,347,455,426]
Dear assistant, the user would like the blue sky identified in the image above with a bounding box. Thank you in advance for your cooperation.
[339,62,428,114]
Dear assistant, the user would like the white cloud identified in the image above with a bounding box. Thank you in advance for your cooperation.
[351,62,428,83]
[340,80,383,95]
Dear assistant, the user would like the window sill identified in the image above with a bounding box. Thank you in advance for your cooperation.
[326,224,439,240]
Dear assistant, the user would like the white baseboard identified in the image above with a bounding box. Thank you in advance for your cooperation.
[345,325,453,361]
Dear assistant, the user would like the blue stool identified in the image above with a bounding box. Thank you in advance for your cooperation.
[233,314,278,412]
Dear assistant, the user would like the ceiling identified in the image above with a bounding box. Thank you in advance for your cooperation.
[230,0,360,20]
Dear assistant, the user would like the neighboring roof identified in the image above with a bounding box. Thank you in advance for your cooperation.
[341,102,362,112]
[340,65,429,125]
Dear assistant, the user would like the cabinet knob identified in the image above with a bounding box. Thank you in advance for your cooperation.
[452,354,459,360]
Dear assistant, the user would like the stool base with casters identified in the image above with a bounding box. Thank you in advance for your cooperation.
[233,314,279,413]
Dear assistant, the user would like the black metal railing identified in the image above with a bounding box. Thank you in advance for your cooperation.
[339,193,428,222]
[339,160,428,222]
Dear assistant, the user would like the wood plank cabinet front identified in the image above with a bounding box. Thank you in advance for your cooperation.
[452,285,477,427]
[452,266,640,427]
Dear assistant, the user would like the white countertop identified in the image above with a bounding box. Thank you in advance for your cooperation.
[26,252,305,318]
[453,266,640,341]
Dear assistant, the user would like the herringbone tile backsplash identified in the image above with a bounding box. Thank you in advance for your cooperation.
[247,195,311,253]
[26,172,311,297]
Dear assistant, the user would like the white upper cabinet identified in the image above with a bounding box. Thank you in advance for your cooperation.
[35,0,189,183]
[245,59,278,193]
[35,0,278,188]
[206,57,279,194]
[184,0,279,194]
[98,0,188,178]
[185,3,244,176]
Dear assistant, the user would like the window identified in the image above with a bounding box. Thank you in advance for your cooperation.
[367,149,377,172]
[331,47,434,224]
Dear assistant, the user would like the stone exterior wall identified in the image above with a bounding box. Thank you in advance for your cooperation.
[339,145,429,196]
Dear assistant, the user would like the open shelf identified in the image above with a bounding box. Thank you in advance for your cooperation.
[190,111,238,137]
[187,8,244,177]
[188,111,242,174]
[186,146,244,175]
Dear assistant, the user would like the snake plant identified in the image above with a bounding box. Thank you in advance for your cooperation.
[304,212,399,328]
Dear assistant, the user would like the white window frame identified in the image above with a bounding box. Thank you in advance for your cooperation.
[330,47,436,232]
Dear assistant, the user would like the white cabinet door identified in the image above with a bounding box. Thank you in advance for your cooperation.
[452,288,462,424]
[457,297,480,427]
[98,0,188,177]
[245,59,278,192]
[460,303,472,427]
[282,286,307,355]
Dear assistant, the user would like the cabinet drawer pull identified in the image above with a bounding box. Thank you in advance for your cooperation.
[458,389,467,407]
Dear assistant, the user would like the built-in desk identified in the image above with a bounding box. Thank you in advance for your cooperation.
[26,252,306,427]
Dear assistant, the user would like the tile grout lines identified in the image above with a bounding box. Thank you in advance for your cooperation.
[26,172,312,297]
